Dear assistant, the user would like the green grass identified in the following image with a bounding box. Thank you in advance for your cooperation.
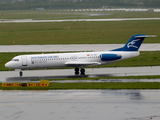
[0,10,160,45]
[1,51,160,71]
[48,82,160,89]
[1,82,160,90]
[0,21,160,45]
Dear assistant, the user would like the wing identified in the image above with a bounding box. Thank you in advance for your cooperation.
[65,62,101,67]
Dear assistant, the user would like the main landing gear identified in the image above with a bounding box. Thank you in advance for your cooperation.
[75,67,85,75]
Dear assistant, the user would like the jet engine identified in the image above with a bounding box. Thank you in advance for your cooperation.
[100,54,122,61]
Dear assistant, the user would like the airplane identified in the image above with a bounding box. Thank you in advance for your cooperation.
[5,34,156,76]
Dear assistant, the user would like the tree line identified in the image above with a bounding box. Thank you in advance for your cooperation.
[0,0,159,10]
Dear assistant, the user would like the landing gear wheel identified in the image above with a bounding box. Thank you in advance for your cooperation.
[75,67,79,75]
[75,71,79,75]
[80,68,85,75]
[19,71,23,77]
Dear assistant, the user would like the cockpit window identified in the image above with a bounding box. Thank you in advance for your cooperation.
[11,59,19,61]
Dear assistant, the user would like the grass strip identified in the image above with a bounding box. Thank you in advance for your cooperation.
[1,82,160,90]
[1,21,160,45]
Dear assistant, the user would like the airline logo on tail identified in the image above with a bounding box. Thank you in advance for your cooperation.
[127,39,140,48]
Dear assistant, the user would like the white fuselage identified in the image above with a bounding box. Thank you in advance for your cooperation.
[5,51,140,70]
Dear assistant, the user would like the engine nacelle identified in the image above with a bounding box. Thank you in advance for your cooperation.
[100,54,122,61]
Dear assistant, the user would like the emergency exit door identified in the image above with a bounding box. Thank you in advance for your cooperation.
[22,56,27,66]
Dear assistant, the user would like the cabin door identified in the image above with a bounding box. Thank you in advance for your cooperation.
[22,56,27,66]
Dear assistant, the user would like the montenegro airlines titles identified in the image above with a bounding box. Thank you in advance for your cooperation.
[5,34,156,76]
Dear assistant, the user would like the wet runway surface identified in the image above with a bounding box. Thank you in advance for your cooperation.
[1,66,160,82]
[1,63,160,120]
[0,90,160,120]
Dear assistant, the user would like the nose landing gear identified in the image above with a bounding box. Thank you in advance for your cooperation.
[19,71,23,77]
[15,69,23,77]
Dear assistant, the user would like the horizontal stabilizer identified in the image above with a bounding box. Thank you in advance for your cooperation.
[134,35,157,38]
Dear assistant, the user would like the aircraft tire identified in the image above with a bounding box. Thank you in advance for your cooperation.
[75,71,79,75]
[75,67,79,75]
[80,68,85,75]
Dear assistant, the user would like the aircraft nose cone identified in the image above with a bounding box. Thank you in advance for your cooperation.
[5,62,13,68]
[5,62,10,68]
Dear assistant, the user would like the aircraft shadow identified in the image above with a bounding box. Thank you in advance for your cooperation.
[5,74,113,82]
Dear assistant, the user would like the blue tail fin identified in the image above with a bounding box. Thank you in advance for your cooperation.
[112,34,156,51]
[122,34,146,51]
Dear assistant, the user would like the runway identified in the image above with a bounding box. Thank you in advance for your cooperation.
[1,66,160,82]
[0,90,160,120]
[0,44,160,52]
[3,18,160,23]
